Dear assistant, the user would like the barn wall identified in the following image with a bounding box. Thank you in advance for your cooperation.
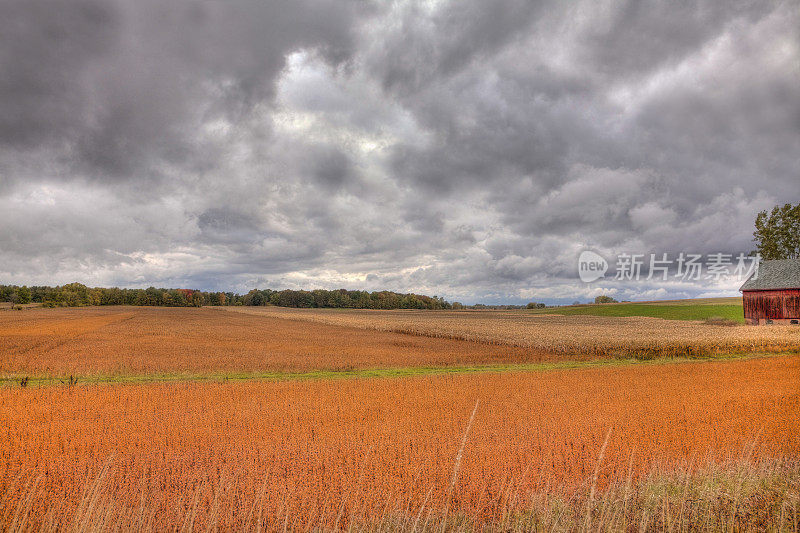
[742,289,800,323]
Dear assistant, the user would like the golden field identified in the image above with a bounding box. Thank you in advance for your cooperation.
[2,306,798,379]
[2,355,799,531]
[225,306,800,358]
[0,307,552,377]
[1,305,799,531]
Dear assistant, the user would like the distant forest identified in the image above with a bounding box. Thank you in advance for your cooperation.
[0,283,452,310]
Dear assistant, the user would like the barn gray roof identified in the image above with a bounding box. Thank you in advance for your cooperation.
[740,258,800,291]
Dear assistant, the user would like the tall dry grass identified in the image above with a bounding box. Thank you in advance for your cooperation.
[5,458,799,531]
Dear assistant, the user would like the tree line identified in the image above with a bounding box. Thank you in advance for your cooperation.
[0,283,452,310]
[240,288,450,309]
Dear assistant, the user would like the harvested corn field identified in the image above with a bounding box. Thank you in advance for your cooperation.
[2,355,799,531]
[224,306,800,358]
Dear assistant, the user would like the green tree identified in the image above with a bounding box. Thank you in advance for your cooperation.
[594,295,617,304]
[17,286,31,304]
[753,203,800,259]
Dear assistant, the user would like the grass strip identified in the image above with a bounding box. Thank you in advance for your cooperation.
[528,303,746,322]
[1,351,793,388]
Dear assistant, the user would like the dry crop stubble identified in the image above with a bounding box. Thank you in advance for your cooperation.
[226,306,800,358]
[0,307,560,376]
[1,355,798,530]
[3,306,798,379]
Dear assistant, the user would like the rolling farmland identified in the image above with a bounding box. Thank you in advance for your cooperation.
[1,303,799,531]
[2,305,799,380]
[0,307,557,378]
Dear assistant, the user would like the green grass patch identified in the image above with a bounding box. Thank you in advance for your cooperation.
[530,302,745,322]
[1,351,784,388]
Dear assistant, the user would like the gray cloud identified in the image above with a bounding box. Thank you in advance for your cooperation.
[581,0,770,78]
[0,0,798,304]
[0,0,359,183]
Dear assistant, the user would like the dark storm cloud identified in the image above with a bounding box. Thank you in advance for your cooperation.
[1,0,798,303]
[368,0,549,94]
[582,0,768,78]
[0,0,359,182]
[0,1,118,147]
[306,145,354,190]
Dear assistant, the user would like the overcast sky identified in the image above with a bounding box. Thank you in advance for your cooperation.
[1,0,798,304]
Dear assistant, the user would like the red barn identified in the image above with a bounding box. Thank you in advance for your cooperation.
[740,258,800,325]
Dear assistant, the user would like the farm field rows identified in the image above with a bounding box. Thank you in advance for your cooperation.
[224,305,800,359]
[1,305,798,382]
[0,307,558,378]
[2,355,799,531]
